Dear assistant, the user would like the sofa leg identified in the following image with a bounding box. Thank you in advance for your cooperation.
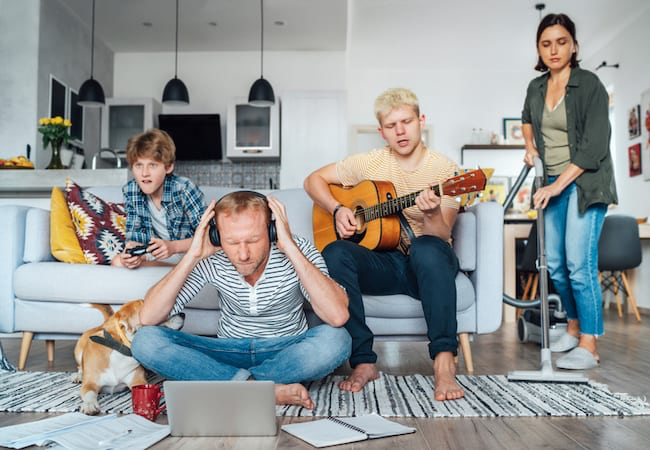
[46,340,55,364]
[458,333,474,373]
[18,332,34,370]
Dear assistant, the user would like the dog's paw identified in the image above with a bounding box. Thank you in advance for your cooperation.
[70,371,82,384]
[80,391,100,415]
[80,400,100,415]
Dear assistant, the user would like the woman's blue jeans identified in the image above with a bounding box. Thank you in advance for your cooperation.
[544,180,606,335]
[131,324,351,384]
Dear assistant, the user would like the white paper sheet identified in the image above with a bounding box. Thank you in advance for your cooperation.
[0,413,169,450]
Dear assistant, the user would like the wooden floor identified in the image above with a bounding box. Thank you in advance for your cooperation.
[1,308,649,449]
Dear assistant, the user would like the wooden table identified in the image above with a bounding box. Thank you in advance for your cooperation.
[503,221,650,323]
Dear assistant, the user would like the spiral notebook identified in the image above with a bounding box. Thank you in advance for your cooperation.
[281,414,416,448]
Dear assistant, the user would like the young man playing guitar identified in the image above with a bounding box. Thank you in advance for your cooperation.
[304,88,465,401]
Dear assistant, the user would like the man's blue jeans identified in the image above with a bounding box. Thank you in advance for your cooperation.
[131,324,351,383]
[544,180,607,336]
[322,236,459,367]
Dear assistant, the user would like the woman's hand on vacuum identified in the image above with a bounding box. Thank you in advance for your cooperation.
[524,146,540,167]
[533,183,562,209]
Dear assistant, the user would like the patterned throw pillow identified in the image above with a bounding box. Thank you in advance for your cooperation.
[50,186,86,263]
[64,179,126,264]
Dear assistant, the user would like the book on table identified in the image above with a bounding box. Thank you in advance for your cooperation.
[0,412,169,449]
[281,413,416,448]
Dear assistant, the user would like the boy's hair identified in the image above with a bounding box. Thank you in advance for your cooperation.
[214,191,271,226]
[374,88,420,125]
[126,128,176,167]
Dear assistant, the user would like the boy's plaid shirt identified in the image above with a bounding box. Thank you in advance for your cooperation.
[123,174,206,244]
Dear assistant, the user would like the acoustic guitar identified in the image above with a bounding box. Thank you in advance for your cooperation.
[312,168,492,251]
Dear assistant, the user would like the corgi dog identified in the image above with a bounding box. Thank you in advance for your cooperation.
[71,300,184,415]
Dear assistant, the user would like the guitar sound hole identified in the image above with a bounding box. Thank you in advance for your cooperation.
[348,208,366,244]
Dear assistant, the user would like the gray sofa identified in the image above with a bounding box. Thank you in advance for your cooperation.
[0,185,503,371]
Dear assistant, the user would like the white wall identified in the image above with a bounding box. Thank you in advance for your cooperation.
[0,0,113,168]
[0,0,40,160]
[583,8,650,309]
[344,0,538,166]
[38,0,113,169]
[583,9,650,219]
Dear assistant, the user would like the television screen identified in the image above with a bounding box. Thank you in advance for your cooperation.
[158,114,222,161]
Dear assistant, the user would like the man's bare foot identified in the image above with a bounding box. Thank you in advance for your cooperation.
[275,383,314,409]
[338,363,379,392]
[433,352,464,401]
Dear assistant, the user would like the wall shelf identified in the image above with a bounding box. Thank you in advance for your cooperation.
[461,144,525,164]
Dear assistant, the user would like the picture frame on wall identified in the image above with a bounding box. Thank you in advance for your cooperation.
[642,88,650,181]
[68,89,84,144]
[629,143,641,177]
[629,104,641,139]
[503,118,524,145]
[49,75,66,119]
[480,176,510,205]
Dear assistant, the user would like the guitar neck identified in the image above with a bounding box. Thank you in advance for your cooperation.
[355,169,488,222]
[362,185,439,221]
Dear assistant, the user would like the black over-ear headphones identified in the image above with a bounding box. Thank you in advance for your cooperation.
[209,191,277,247]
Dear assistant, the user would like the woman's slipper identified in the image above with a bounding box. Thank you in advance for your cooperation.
[549,332,579,352]
[556,347,599,370]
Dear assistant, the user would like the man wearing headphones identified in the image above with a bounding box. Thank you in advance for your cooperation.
[132,191,351,409]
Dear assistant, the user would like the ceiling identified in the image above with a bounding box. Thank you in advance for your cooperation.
[57,0,649,63]
[57,0,348,52]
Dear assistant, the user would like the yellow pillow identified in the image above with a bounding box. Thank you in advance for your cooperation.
[50,186,86,263]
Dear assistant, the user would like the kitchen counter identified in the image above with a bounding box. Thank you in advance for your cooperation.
[0,168,130,198]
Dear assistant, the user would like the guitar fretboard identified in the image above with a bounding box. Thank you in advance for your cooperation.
[358,172,482,222]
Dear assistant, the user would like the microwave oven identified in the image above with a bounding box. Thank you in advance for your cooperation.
[226,97,280,160]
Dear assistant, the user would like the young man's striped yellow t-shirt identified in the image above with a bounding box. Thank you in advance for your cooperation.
[336,146,460,248]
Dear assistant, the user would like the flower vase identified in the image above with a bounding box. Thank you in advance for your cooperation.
[46,141,64,169]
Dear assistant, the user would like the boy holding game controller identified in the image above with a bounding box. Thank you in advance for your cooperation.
[112,128,206,269]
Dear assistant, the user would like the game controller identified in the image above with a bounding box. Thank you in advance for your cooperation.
[125,244,150,256]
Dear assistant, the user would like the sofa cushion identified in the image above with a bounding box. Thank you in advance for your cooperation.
[50,186,86,263]
[452,212,476,271]
[14,261,221,308]
[24,208,55,263]
[361,272,474,318]
[65,179,126,264]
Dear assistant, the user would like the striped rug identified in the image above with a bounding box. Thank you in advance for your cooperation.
[1,370,649,417]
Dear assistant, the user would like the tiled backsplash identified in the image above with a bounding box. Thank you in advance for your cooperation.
[174,160,281,190]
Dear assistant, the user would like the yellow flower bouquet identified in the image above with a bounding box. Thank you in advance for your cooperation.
[38,116,72,169]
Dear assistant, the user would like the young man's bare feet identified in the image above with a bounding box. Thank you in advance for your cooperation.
[275,383,314,409]
[338,363,379,392]
[433,351,464,401]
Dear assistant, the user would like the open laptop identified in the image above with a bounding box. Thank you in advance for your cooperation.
[163,380,277,436]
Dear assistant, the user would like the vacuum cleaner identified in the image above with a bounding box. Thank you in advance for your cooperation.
[517,294,567,344]
[503,157,588,383]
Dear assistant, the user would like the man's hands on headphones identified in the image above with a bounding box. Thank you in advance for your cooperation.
[266,195,294,253]
[188,199,220,261]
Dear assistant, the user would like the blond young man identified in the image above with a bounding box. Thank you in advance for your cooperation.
[112,129,205,269]
[304,88,465,401]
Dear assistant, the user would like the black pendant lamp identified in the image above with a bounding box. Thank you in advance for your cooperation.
[248,0,275,106]
[162,0,189,105]
[78,0,105,107]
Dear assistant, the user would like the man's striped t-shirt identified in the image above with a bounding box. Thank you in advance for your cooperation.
[171,235,326,338]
